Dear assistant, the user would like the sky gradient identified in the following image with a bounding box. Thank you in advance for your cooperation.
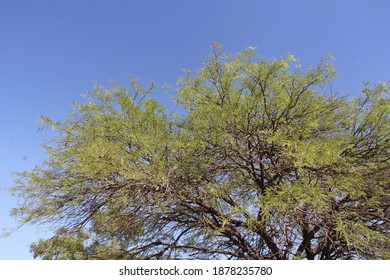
[1,0,389,259]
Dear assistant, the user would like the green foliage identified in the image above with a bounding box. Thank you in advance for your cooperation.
[10,46,389,260]
[30,228,137,260]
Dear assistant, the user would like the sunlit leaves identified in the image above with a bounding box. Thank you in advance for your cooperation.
[10,47,389,260]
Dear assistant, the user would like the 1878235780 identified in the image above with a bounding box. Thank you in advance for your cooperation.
[212,266,272,276]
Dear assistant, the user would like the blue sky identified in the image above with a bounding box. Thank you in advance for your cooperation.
[1,0,389,259]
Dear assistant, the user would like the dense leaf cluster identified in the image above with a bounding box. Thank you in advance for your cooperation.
[11,46,389,259]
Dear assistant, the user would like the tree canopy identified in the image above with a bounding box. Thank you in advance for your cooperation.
[11,46,389,260]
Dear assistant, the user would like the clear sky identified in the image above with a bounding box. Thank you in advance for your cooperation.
[1,0,389,259]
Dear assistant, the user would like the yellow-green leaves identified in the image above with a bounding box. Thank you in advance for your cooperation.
[11,47,390,260]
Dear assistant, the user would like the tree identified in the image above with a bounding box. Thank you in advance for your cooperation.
[11,46,389,260]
